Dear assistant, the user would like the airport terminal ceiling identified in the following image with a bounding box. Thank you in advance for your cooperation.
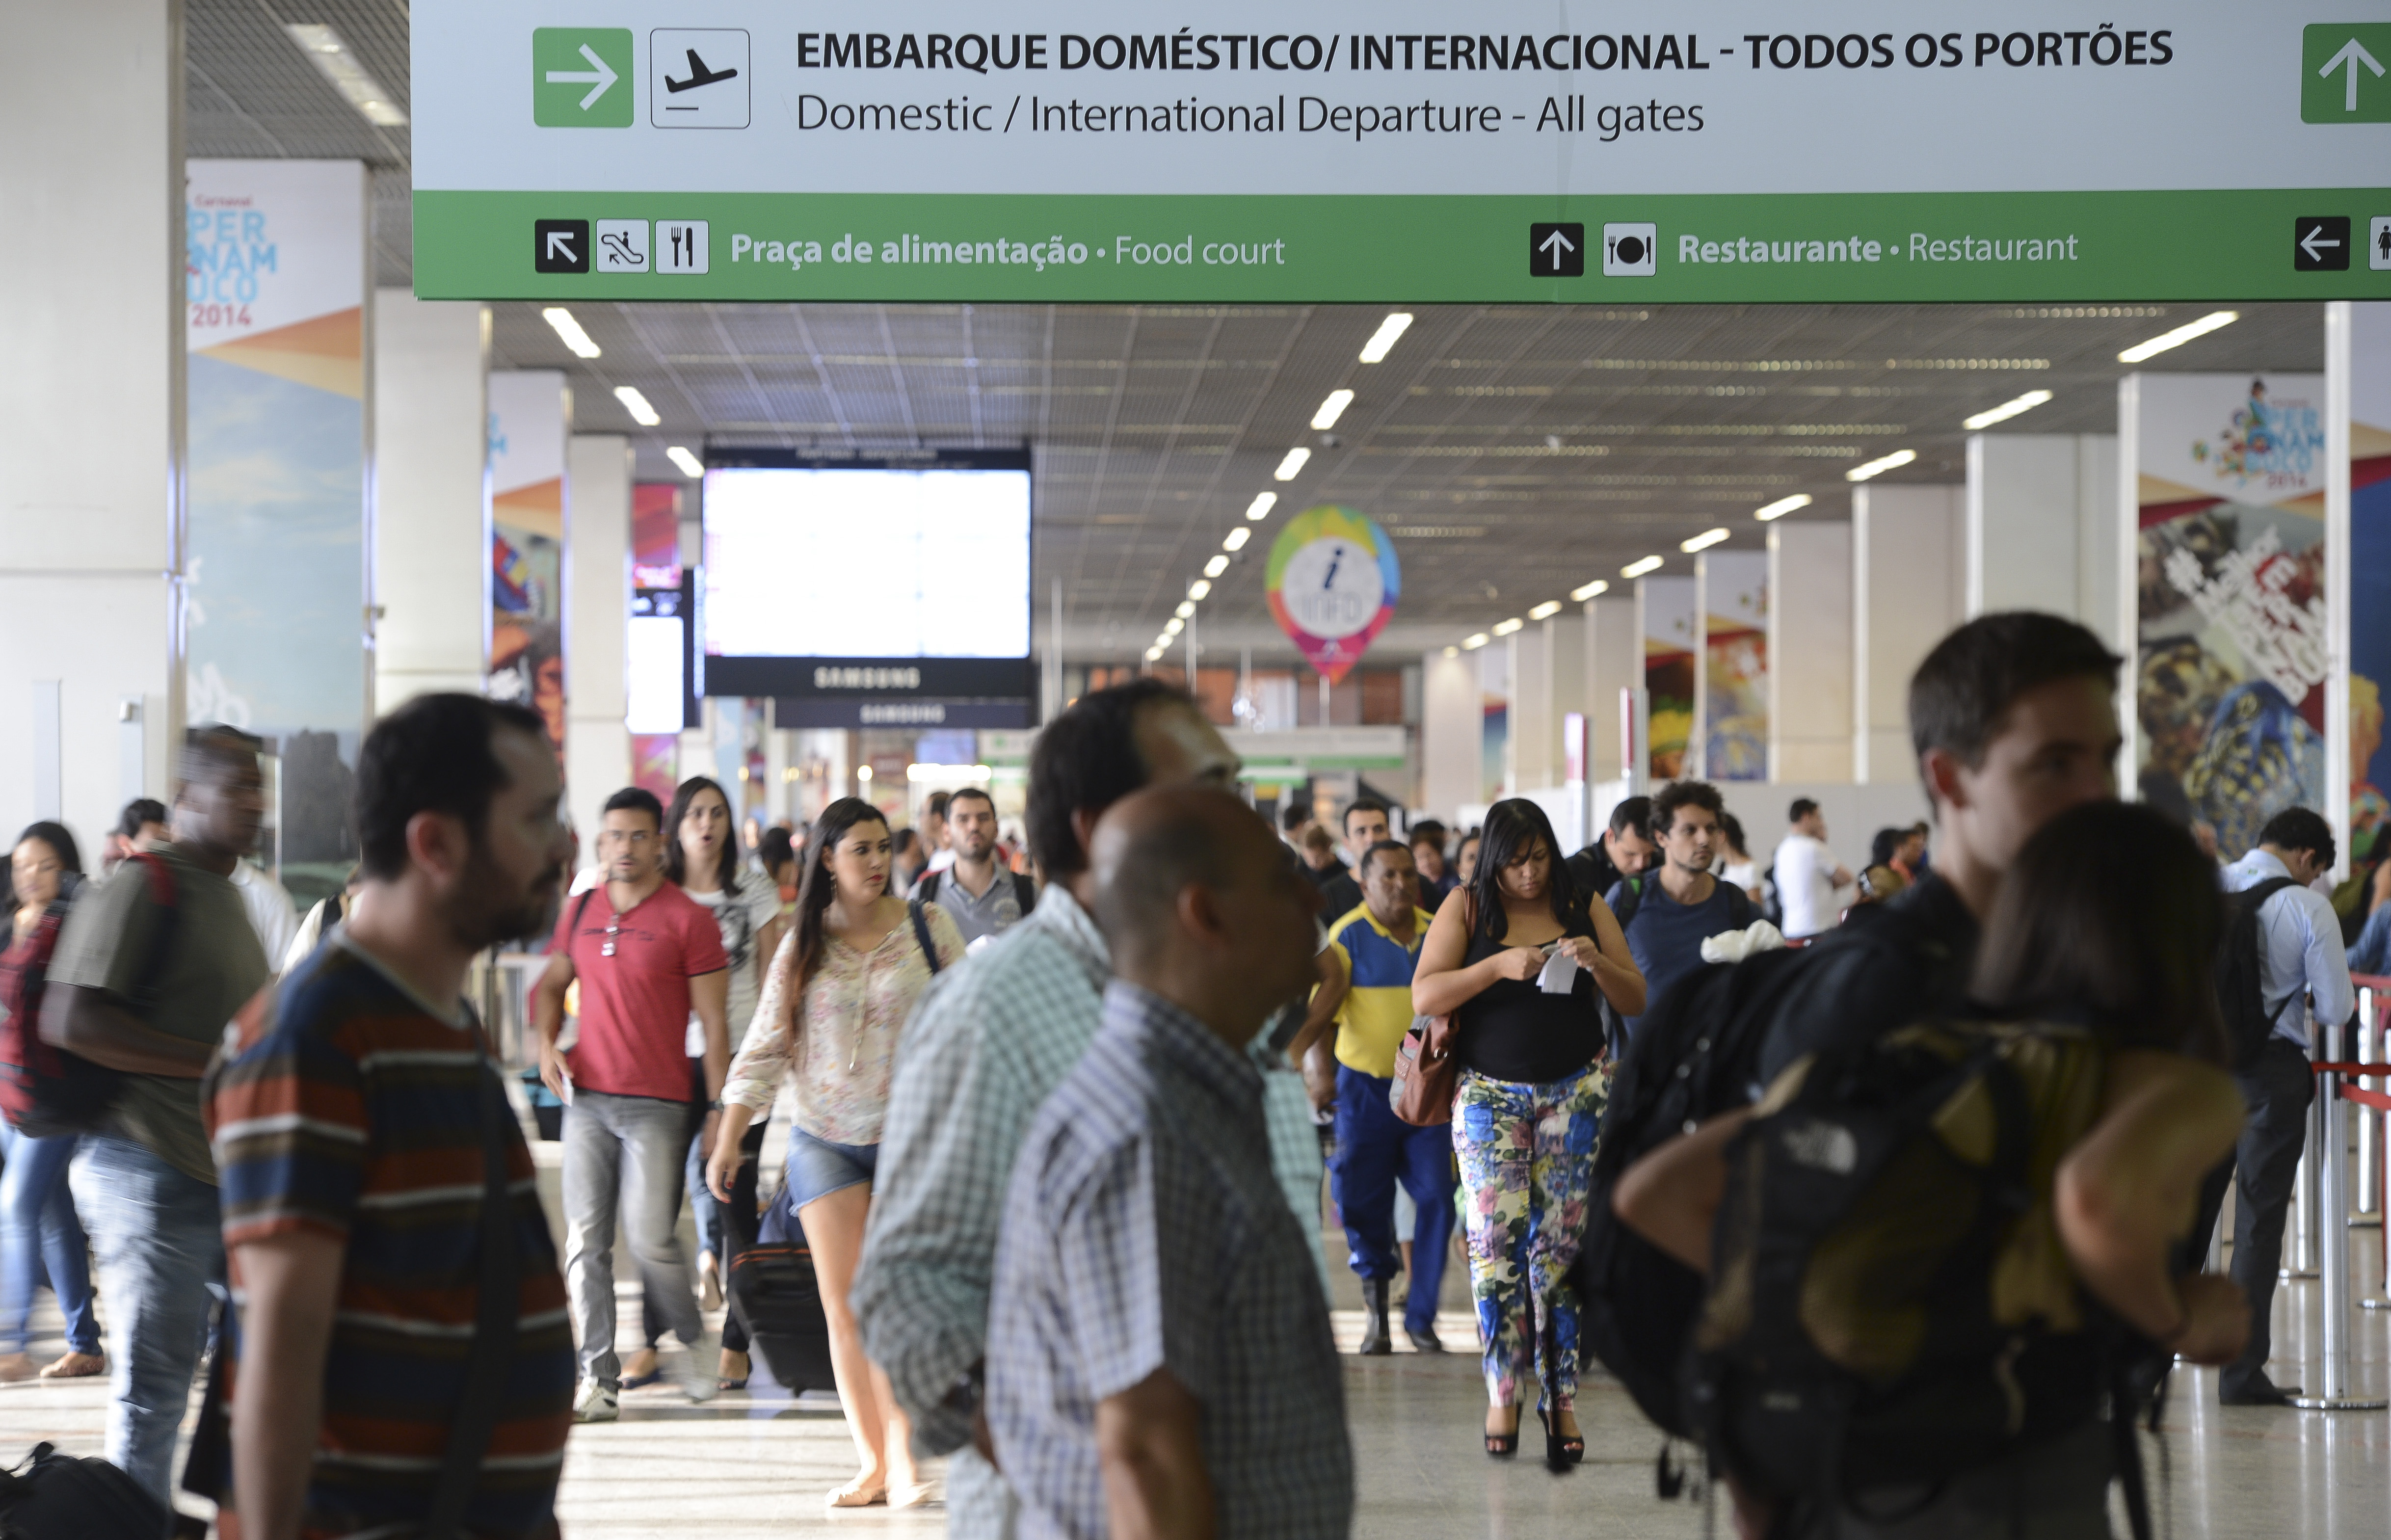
[185,0,2331,666]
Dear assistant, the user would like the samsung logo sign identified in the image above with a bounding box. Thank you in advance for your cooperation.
[814,666,923,690]
[859,703,948,724]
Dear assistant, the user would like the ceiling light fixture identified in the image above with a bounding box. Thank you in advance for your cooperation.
[1358,313,1414,363]
[1273,447,1312,481]
[665,446,705,479]
[1146,647,1165,661]
[1222,526,1251,552]
[285,24,408,126]
[1245,491,1278,521]
[1462,633,1490,650]
[1621,555,1664,578]
[1753,493,1813,522]
[1962,389,2055,431]
[1681,528,1730,554]
[1443,646,1460,658]
[2118,311,2238,364]
[1310,389,1355,430]
[1165,617,1184,636]
[1174,601,1196,619]
[1202,554,1230,578]
[1846,448,1918,482]
[612,385,660,426]
[1527,600,1562,620]
[1570,579,1610,601]
[541,307,601,359]
[1492,617,1524,637]
[1188,580,1213,601]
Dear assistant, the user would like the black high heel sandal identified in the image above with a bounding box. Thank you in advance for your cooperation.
[1484,1409,1520,1458]
[1536,1406,1585,1470]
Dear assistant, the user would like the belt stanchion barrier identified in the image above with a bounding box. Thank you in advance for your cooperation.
[2358,983,2383,1224]
[2288,1126,2320,1280]
[2290,1014,2389,1411]
[2326,983,2391,1312]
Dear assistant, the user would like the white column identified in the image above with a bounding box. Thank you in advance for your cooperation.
[1584,595,1638,779]
[1853,486,1965,782]
[1545,612,1587,772]
[0,0,182,843]
[566,433,632,847]
[1965,433,2121,649]
[1508,625,1551,792]
[1768,523,1853,782]
[1419,648,1477,823]
[372,290,489,715]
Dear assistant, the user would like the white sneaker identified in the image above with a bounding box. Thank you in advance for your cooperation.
[677,1332,721,1404]
[573,1378,619,1423]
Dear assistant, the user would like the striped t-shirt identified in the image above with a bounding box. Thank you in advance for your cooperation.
[206,929,574,1540]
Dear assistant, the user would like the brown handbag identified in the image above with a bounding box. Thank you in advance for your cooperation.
[1388,891,1473,1127]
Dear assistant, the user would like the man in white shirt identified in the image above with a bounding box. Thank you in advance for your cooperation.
[2205,807,2353,1406]
[225,850,298,963]
[1772,798,1854,940]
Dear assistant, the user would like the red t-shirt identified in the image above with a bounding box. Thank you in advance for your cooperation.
[553,882,729,1102]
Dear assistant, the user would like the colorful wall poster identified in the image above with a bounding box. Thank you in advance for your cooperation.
[1263,504,1401,685]
[2127,372,2329,861]
[184,159,367,907]
[488,371,569,752]
[1640,576,1697,781]
[2348,307,2391,860]
[1698,552,1768,781]
[1479,641,1508,805]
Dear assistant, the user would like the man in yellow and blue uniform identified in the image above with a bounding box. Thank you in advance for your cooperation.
[1324,839,1455,1355]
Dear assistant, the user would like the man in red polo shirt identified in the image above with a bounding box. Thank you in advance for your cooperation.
[533,787,729,1422]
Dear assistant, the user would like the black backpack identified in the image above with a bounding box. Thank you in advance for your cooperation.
[1598,876,1757,1056]
[914,867,1037,919]
[1684,1019,2164,1539]
[2216,877,2300,1072]
[0,1441,170,1539]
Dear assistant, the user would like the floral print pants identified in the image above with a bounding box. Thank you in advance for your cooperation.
[1452,1064,1605,1411]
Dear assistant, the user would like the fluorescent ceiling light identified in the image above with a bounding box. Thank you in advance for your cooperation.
[1310,389,1355,430]
[1273,447,1311,481]
[541,307,601,359]
[1187,579,1212,600]
[1621,555,1664,578]
[285,24,407,126]
[1174,601,1196,619]
[612,385,660,426]
[2118,311,2238,364]
[1245,491,1278,521]
[1164,617,1184,636]
[1146,647,1164,661]
[1527,600,1562,620]
[1846,448,1917,482]
[1358,313,1414,363]
[665,446,705,479]
[1222,526,1251,552]
[1753,493,1812,522]
[1962,389,2055,431]
[1681,528,1730,554]
[1492,617,1523,637]
[1570,579,1610,601]
[1202,554,1229,578]
[1462,633,1490,650]
[1443,646,1460,658]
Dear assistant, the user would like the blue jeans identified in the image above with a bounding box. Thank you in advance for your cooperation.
[0,1124,98,1357]
[1331,1064,1458,1334]
[69,1134,223,1507]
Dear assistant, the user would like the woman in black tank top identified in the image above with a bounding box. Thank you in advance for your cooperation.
[1413,798,1643,1464]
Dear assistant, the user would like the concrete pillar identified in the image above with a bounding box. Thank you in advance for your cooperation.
[1419,648,1477,823]
[0,0,183,843]
[566,433,632,848]
[1507,625,1550,792]
[1545,613,1587,779]
[1965,433,2122,650]
[1584,596,1638,780]
[1768,523,1853,782]
[1853,485,1966,782]
[372,290,488,715]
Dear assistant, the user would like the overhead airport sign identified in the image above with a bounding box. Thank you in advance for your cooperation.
[413,6,2391,303]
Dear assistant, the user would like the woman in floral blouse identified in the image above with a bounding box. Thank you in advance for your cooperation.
[707,797,963,1509]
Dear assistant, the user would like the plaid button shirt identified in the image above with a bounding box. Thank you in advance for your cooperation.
[987,981,1353,1540]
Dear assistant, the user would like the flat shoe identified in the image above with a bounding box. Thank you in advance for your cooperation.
[888,1483,936,1510]
[38,1353,103,1380]
[827,1481,887,1508]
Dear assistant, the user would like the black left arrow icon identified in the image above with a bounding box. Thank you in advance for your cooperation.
[666,50,739,92]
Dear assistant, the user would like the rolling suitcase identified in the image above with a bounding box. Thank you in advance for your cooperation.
[726,1182,838,1395]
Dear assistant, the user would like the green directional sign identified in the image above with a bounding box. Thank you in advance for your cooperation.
[532,28,632,128]
[2303,24,2391,123]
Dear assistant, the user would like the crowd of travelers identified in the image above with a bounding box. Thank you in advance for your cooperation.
[0,607,2357,1538]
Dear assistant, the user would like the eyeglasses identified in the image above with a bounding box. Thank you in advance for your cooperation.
[601,913,621,958]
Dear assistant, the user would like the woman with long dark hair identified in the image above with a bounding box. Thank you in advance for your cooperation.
[705,797,963,1508]
[0,822,103,1382]
[1412,797,1642,1464]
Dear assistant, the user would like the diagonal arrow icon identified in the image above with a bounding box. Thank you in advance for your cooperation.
[545,43,619,110]
[545,230,578,263]
[2321,36,2386,113]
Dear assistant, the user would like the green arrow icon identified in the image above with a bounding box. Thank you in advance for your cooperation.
[2303,24,2391,122]
[533,28,633,127]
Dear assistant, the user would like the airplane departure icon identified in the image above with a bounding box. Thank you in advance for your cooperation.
[665,49,738,93]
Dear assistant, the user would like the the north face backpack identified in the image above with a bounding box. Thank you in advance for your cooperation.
[1684,1018,2162,1535]
[0,1440,171,1540]
[2215,877,2299,1072]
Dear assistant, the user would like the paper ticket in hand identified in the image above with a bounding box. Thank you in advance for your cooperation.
[1536,948,1581,995]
